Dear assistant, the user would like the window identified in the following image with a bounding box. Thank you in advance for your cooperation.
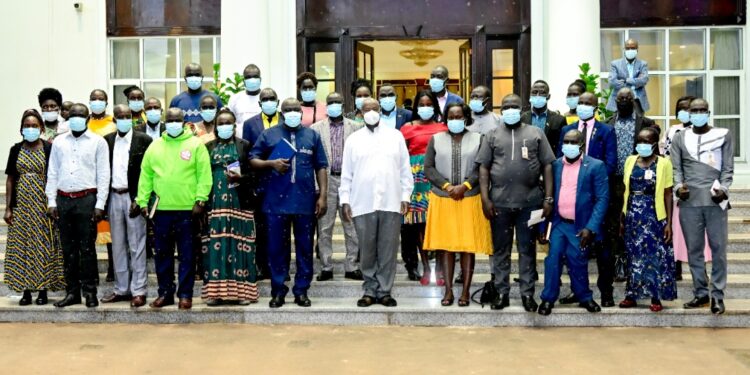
[490,48,514,114]
[108,36,221,111]
[600,27,744,157]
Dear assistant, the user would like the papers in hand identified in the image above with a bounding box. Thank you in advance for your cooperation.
[227,161,241,189]
[527,209,545,227]
[269,138,297,161]
[148,195,159,219]
[711,180,729,210]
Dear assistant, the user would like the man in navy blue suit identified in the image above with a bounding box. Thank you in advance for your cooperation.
[377,84,412,130]
[429,65,463,116]
[538,129,609,315]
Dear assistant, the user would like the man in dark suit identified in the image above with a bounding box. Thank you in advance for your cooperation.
[521,80,567,156]
[378,84,412,130]
[606,38,650,114]
[538,129,609,315]
[134,97,166,140]
[429,65,464,116]
[101,104,153,308]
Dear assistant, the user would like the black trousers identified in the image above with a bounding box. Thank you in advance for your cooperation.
[57,193,98,296]
[400,223,424,271]
[594,175,625,298]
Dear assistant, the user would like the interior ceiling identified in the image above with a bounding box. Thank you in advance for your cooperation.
[359,39,468,79]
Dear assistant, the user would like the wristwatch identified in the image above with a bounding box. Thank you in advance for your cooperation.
[543,197,554,204]
[196,201,206,208]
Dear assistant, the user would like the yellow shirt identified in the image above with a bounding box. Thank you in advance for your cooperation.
[622,155,673,221]
[88,115,116,136]
[263,113,279,129]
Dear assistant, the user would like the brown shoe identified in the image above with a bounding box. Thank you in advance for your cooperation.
[131,295,147,308]
[149,296,174,308]
[100,293,132,303]
[178,298,193,310]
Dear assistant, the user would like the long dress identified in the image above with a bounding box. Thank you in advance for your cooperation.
[4,147,66,292]
[624,162,677,301]
[400,122,448,224]
[201,142,258,302]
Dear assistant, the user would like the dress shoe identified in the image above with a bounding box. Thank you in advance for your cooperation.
[559,292,578,305]
[711,298,725,315]
[105,273,115,283]
[490,294,510,310]
[522,295,538,312]
[149,296,175,308]
[316,270,334,281]
[619,298,637,308]
[601,295,615,308]
[357,295,376,307]
[269,296,285,308]
[100,292,132,303]
[85,294,99,308]
[379,295,398,307]
[294,294,312,307]
[54,293,81,308]
[436,271,445,287]
[178,298,192,310]
[538,301,554,316]
[344,270,364,280]
[579,300,602,313]
[35,290,48,305]
[650,303,663,312]
[683,296,710,309]
[19,290,32,306]
[130,295,146,308]
[406,268,421,281]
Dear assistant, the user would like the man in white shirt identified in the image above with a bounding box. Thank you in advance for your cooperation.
[45,103,110,308]
[340,98,413,308]
[227,63,263,137]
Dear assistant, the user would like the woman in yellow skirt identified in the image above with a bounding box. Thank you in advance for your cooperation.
[423,103,492,307]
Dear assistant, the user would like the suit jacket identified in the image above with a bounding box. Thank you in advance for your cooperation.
[394,108,413,130]
[606,57,650,112]
[559,120,617,176]
[310,117,363,173]
[552,155,609,240]
[134,122,165,136]
[205,137,256,210]
[105,131,153,201]
[521,109,567,156]
[444,91,464,106]
[242,113,281,147]
[606,113,656,151]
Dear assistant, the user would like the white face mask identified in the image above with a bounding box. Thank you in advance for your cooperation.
[363,110,380,126]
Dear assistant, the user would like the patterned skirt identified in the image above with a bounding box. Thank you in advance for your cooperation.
[404,154,431,225]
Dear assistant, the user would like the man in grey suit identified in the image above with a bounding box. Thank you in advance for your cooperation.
[311,92,364,281]
[606,38,650,115]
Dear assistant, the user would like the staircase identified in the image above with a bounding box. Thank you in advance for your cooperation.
[1,186,750,327]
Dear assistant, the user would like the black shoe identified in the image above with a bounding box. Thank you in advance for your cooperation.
[455,271,464,284]
[407,268,421,281]
[711,298,725,315]
[522,295,538,312]
[357,295,376,307]
[294,294,312,307]
[379,295,398,307]
[105,272,115,283]
[579,300,602,313]
[54,293,81,308]
[559,292,578,305]
[675,261,683,281]
[269,296,285,308]
[600,295,615,308]
[344,270,364,281]
[490,294,510,310]
[538,301,553,316]
[316,271,333,281]
[684,296,710,309]
[85,294,99,308]
[19,290,32,306]
[35,290,48,305]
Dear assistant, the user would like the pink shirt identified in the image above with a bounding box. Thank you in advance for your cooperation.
[301,101,328,127]
[578,118,595,154]
[558,157,582,221]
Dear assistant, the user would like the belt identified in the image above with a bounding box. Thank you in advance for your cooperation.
[561,218,575,224]
[330,171,342,176]
[57,188,97,199]
[112,188,129,195]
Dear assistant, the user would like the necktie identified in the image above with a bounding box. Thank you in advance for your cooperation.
[581,122,588,155]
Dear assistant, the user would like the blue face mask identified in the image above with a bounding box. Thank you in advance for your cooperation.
[186,76,203,90]
[89,100,106,115]
[562,144,581,159]
[326,103,343,118]
[635,143,654,157]
[355,97,367,111]
[261,100,278,116]
[529,95,547,109]
[624,49,638,60]
[300,89,316,103]
[690,113,709,127]
[128,100,144,112]
[380,96,397,112]
[469,99,486,113]
[217,124,234,140]
[447,119,465,134]
[284,111,302,128]
[68,116,87,132]
[22,127,40,142]
[502,108,521,125]
[244,78,261,92]
[576,104,595,120]
[201,108,217,122]
[42,111,59,123]
[417,106,435,121]
[429,78,445,93]
[146,109,162,124]
[677,110,690,124]
[566,96,579,109]
[165,122,184,137]
[116,119,132,133]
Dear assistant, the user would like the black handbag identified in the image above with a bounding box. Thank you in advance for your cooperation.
[471,280,499,308]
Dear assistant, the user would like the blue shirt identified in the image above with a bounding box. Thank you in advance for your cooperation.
[250,125,328,215]
[531,110,548,130]
[626,61,636,91]
[169,90,223,123]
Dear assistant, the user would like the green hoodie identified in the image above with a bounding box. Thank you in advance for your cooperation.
[136,128,212,210]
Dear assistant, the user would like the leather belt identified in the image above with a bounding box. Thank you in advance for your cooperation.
[561,218,575,224]
[330,171,342,176]
[112,188,129,195]
[57,189,97,199]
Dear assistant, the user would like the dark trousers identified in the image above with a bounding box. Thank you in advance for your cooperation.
[57,194,98,297]
[491,207,537,296]
[266,213,316,297]
[254,210,270,273]
[541,221,593,303]
[400,223,424,271]
[153,211,195,299]
[596,175,622,298]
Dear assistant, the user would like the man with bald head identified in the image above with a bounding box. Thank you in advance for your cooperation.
[429,65,463,114]
[228,63,263,136]
[136,107,212,310]
[606,38,650,114]
[170,63,223,123]
[251,98,329,308]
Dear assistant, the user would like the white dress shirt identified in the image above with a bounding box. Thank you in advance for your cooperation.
[45,130,110,210]
[228,91,261,137]
[112,130,132,189]
[145,122,162,140]
[380,110,397,129]
[339,125,413,217]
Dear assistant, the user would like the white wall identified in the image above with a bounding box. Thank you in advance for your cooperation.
[0,0,107,167]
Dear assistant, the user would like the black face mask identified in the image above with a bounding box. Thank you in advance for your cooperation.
[617,101,634,115]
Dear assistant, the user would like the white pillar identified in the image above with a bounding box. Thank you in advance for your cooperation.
[530,0,545,83]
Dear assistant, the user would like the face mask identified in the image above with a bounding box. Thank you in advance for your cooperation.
[380,96,396,112]
[677,110,690,124]
[244,78,261,92]
[116,119,132,133]
[22,128,40,142]
[624,49,638,60]
[502,108,521,125]
[529,95,547,109]
[417,106,434,121]
[261,100,278,116]
[326,103,343,118]
[300,89,316,102]
[429,77,445,93]
[469,99,486,113]
[186,76,203,90]
[576,104,595,120]
[562,144,581,159]
[635,143,654,158]
[616,101,634,114]
[355,97,367,111]
[89,100,106,115]
[217,124,234,140]
[566,96,579,109]
[128,100,144,112]
[165,122,184,137]
[201,108,217,122]
[447,119,465,134]
[146,109,162,124]
[690,113,709,127]
[284,111,302,128]
[363,110,380,126]
[42,111,58,123]
[68,116,87,132]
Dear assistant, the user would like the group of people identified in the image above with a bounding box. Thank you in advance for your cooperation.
[3,39,732,316]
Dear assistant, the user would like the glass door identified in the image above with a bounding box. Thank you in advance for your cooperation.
[486,40,516,113]
[459,40,472,101]
[306,41,338,103]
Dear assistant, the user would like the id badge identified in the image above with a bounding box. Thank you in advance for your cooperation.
[521,146,529,160]
[644,169,654,180]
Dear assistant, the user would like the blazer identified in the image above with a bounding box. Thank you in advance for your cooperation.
[552,155,609,240]
[559,120,618,176]
[606,57,650,112]
[521,109,567,156]
[444,91,464,106]
[242,113,281,147]
[394,108,413,130]
[310,117,363,172]
[5,141,53,208]
[205,137,256,210]
[606,113,657,151]
[134,122,166,136]
[105,130,153,201]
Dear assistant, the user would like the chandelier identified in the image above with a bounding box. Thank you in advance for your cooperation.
[399,40,443,67]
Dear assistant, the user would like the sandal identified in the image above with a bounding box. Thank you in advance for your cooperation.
[458,298,470,307]
[420,270,431,286]
[441,290,454,307]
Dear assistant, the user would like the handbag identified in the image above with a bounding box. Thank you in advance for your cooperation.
[471,280,499,308]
